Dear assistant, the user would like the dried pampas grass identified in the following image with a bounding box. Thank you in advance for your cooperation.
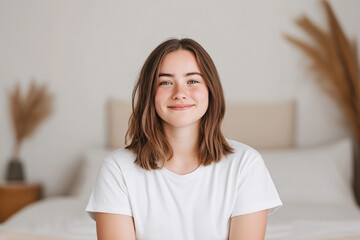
[284,0,360,205]
[9,80,53,159]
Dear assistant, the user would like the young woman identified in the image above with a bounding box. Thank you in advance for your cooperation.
[86,38,282,240]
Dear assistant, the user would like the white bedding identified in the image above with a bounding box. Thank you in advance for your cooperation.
[267,202,360,239]
[0,197,96,240]
[0,196,359,240]
[1,138,360,240]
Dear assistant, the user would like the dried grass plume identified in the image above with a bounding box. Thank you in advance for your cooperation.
[284,0,360,205]
[8,80,53,159]
[284,0,360,144]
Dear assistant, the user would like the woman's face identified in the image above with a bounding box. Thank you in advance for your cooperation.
[155,49,209,130]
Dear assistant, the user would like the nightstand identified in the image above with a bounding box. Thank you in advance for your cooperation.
[0,182,43,223]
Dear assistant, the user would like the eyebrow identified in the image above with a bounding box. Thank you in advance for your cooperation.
[158,72,203,77]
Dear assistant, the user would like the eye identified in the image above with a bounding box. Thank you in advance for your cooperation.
[159,81,172,85]
[188,80,199,84]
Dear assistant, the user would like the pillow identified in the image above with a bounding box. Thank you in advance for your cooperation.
[71,147,112,199]
[260,137,356,206]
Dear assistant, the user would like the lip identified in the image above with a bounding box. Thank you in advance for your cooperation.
[168,104,194,111]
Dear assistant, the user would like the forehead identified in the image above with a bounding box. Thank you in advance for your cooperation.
[159,49,201,73]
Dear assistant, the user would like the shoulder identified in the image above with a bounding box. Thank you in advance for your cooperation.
[225,138,263,169]
[226,138,262,159]
[102,148,138,172]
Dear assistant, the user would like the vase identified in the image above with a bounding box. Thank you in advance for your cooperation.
[353,140,360,207]
[6,159,25,181]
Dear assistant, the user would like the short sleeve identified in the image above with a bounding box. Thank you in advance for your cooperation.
[231,155,282,217]
[85,158,133,221]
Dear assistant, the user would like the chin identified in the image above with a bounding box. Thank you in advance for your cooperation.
[164,119,201,129]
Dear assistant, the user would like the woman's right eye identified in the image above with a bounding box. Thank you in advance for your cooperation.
[159,81,171,85]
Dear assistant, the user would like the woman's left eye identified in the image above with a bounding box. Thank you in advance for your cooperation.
[188,80,199,84]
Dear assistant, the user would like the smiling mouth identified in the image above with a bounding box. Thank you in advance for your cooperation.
[168,104,194,111]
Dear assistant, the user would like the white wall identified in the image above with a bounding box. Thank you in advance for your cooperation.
[0,0,358,196]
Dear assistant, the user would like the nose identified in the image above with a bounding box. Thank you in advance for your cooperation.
[172,84,187,100]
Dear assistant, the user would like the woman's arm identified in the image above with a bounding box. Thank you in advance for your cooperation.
[228,209,268,240]
[96,212,136,240]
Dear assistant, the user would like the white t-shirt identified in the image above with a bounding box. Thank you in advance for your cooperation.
[86,139,282,240]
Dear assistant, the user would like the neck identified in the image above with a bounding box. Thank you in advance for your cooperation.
[163,121,200,166]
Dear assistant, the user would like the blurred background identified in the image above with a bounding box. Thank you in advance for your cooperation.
[0,0,358,198]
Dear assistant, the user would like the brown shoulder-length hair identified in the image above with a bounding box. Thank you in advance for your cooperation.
[125,38,233,170]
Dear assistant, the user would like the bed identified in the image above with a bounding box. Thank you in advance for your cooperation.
[1,98,359,240]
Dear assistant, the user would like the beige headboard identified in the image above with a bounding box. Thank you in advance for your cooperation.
[222,101,296,149]
[107,98,296,150]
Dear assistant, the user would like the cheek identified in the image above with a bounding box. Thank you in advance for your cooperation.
[155,90,166,102]
[154,89,168,112]
[192,87,209,107]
